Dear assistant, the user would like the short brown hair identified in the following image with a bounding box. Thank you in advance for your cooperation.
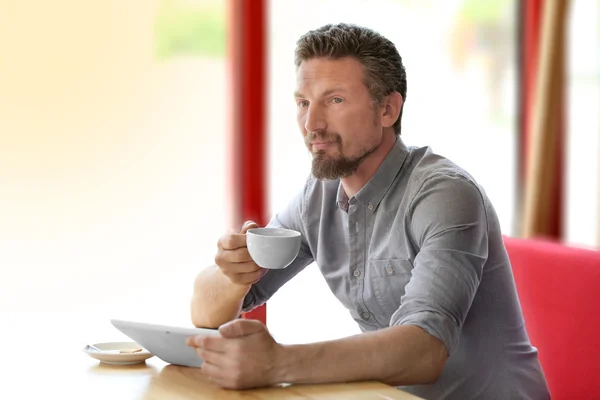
[295,23,407,135]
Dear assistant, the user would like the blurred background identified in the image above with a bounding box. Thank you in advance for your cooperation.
[0,0,598,346]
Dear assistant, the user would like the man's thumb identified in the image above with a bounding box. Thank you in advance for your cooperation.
[240,220,259,234]
[218,319,266,338]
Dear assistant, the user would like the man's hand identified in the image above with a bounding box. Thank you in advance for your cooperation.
[215,220,267,286]
[186,319,283,389]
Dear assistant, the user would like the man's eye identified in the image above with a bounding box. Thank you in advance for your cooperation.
[332,97,343,104]
[298,100,309,107]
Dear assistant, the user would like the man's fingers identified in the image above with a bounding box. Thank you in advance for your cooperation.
[199,357,225,377]
[225,269,266,285]
[229,247,253,263]
[189,335,228,353]
[217,233,248,251]
[196,348,225,366]
[218,221,259,250]
[215,247,253,265]
[218,319,266,339]
[201,364,229,388]
[236,268,266,280]
[248,268,268,283]
[219,261,261,275]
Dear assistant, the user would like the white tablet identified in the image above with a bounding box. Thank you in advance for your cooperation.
[110,319,220,368]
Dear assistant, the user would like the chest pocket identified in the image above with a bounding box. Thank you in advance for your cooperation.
[368,259,413,316]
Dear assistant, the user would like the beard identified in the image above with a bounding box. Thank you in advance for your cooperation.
[305,131,377,180]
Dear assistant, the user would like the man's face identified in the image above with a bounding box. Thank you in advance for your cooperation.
[295,57,384,180]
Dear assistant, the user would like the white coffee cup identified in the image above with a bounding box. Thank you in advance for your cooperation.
[246,228,301,269]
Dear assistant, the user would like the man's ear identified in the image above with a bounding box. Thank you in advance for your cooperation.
[380,92,403,129]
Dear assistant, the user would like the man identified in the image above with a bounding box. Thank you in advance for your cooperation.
[188,23,550,399]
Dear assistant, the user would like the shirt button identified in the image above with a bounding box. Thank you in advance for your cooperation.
[353,269,361,277]
[362,312,370,319]
[386,266,394,275]
[367,203,374,211]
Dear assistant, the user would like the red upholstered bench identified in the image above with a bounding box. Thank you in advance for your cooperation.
[505,236,600,399]
[244,237,600,398]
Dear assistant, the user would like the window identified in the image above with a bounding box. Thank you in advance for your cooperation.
[266,0,517,343]
[565,0,600,248]
[0,1,230,329]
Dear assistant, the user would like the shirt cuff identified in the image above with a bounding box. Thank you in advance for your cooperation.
[241,292,256,313]
[391,310,460,356]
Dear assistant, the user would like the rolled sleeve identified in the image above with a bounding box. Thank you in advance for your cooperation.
[390,173,489,355]
[242,188,314,312]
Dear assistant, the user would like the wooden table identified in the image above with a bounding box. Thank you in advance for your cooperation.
[1,312,422,399]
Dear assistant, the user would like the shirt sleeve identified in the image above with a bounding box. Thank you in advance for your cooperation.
[242,187,315,312]
[389,173,489,356]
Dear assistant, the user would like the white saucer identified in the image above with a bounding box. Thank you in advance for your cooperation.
[83,341,154,365]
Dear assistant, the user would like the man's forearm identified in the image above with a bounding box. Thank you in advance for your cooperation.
[275,325,447,387]
[190,266,251,328]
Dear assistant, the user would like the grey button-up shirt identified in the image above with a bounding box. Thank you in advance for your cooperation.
[243,138,550,399]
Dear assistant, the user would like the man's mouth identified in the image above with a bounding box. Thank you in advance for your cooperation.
[311,141,336,151]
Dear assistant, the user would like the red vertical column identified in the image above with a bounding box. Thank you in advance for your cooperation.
[230,0,268,325]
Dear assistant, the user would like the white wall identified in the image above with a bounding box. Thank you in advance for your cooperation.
[565,0,600,249]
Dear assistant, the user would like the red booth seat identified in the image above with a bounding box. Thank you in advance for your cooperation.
[505,236,600,399]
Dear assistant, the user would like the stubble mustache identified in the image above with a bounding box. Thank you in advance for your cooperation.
[304,131,342,149]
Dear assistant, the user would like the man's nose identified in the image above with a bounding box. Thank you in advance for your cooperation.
[304,105,327,133]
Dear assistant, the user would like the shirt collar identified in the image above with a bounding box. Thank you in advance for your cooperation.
[336,182,350,212]
[336,136,410,213]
